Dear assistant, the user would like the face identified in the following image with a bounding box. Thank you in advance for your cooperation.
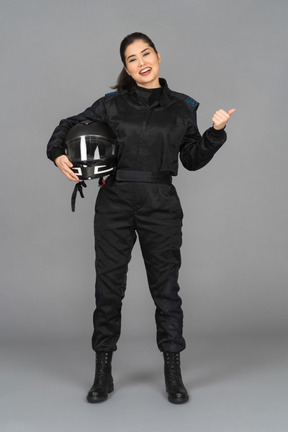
[124,39,161,89]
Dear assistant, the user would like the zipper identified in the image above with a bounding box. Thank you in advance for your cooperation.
[136,107,152,170]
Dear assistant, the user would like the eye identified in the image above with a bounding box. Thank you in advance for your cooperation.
[128,58,136,63]
[143,52,150,57]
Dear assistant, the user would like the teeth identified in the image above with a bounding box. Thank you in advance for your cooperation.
[140,68,151,74]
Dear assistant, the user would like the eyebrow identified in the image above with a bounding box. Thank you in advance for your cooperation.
[126,48,150,60]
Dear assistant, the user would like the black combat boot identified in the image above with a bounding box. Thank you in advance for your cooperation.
[163,352,189,404]
[86,352,114,403]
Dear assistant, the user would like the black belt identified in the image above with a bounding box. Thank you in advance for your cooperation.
[115,170,172,184]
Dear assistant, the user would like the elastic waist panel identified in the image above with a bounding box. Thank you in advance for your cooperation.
[115,170,172,184]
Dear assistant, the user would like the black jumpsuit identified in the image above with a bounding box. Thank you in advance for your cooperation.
[47,78,227,353]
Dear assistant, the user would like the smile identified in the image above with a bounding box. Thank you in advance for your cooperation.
[139,68,152,75]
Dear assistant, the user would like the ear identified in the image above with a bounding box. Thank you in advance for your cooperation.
[157,52,161,64]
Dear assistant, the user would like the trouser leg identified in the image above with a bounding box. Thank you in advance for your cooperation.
[92,182,136,352]
[136,183,186,352]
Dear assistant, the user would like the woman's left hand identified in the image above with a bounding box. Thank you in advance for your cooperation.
[212,109,236,130]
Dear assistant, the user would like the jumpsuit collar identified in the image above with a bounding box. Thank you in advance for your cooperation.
[134,78,171,106]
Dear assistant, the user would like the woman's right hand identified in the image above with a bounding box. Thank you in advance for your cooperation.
[55,155,79,182]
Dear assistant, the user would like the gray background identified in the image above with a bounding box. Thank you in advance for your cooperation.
[1,0,287,431]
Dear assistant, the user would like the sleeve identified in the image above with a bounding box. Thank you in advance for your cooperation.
[179,104,227,171]
[46,96,107,163]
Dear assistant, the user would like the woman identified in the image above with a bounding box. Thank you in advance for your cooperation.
[47,32,235,404]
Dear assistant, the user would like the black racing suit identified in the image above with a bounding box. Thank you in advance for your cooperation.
[47,78,227,353]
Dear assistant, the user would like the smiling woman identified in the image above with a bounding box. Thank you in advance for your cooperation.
[47,31,235,406]
[124,41,161,89]
[112,32,161,91]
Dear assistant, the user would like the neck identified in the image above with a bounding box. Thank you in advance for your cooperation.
[136,79,161,90]
[136,84,162,92]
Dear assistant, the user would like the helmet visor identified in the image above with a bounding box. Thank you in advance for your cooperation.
[66,135,116,163]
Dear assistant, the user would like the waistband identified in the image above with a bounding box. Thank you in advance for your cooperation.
[115,170,172,184]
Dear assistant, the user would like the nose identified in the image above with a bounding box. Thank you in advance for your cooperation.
[138,56,144,67]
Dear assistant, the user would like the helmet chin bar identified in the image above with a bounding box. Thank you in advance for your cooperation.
[72,165,114,179]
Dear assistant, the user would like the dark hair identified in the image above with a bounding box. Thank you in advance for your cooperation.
[111,32,158,91]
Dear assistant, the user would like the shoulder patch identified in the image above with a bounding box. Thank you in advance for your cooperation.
[170,89,199,110]
[185,96,199,107]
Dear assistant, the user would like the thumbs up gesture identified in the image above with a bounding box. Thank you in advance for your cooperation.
[212,109,236,130]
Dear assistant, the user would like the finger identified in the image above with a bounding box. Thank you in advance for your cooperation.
[212,113,227,124]
[59,159,74,172]
[60,158,73,168]
[217,110,230,120]
[218,108,234,115]
[71,174,80,182]
[66,169,79,182]
[213,113,228,122]
[62,161,74,170]
[213,109,228,118]
[218,109,229,116]
[227,108,236,116]
[65,171,79,182]
[216,108,235,118]
[55,155,70,167]
[60,164,79,181]
[68,175,80,182]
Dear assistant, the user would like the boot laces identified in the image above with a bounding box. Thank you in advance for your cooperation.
[165,352,181,382]
[95,352,111,384]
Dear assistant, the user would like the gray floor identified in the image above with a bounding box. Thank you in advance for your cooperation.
[1,334,287,432]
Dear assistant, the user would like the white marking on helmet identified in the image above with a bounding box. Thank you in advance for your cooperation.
[73,167,82,175]
[80,136,87,161]
[94,145,100,160]
[94,166,113,174]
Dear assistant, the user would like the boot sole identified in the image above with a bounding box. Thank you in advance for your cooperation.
[86,383,114,403]
[168,393,189,404]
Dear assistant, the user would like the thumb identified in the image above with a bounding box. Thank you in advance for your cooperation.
[227,108,236,116]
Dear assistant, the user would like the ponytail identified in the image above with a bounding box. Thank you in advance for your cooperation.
[111,67,135,92]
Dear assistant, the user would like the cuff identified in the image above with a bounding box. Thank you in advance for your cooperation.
[209,126,226,138]
[50,148,66,165]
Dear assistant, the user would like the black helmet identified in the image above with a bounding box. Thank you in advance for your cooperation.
[65,120,117,180]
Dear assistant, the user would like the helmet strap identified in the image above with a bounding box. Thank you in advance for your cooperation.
[71,181,87,212]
